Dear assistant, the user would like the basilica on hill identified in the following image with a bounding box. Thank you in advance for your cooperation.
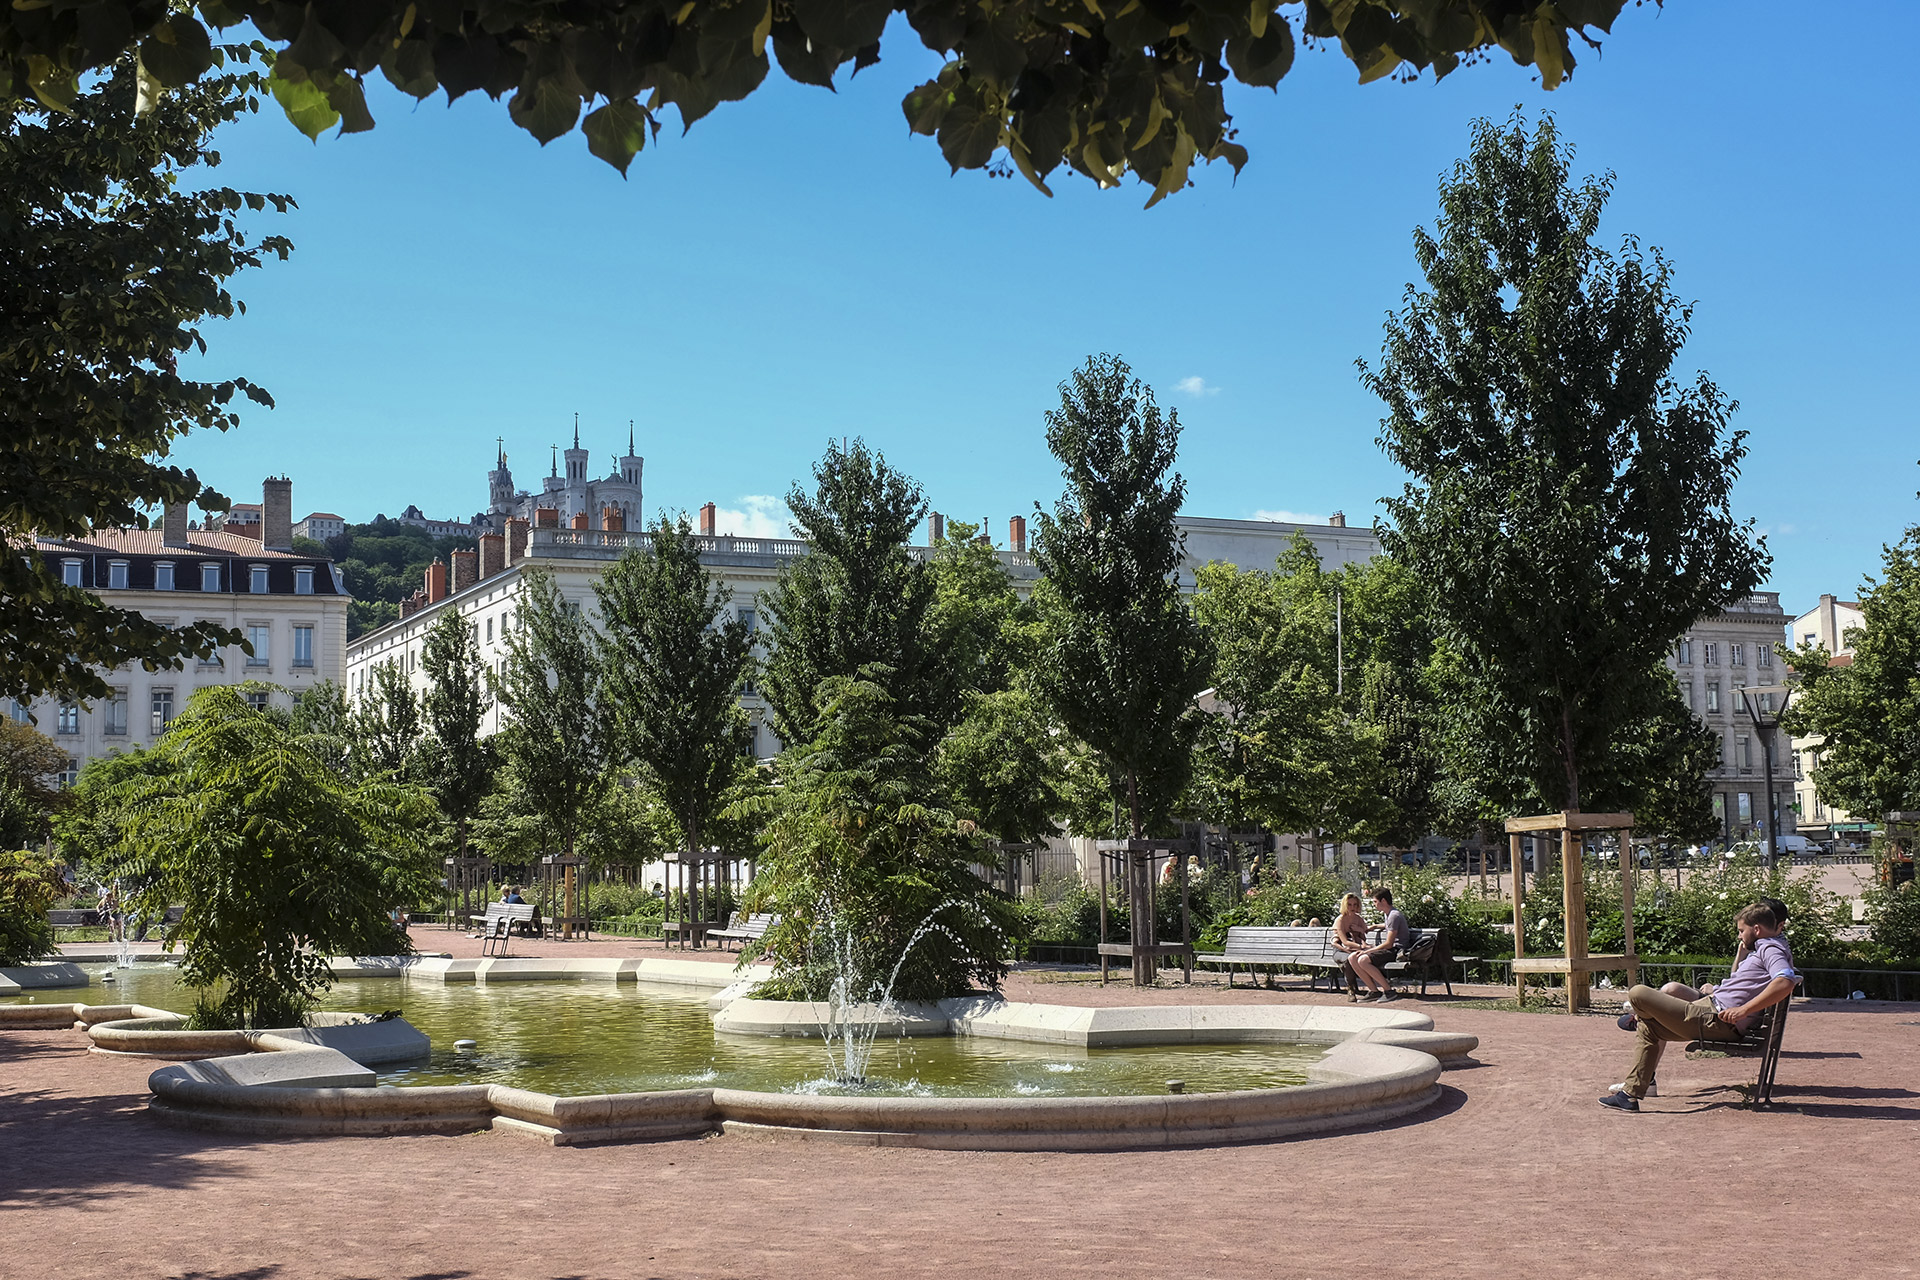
[485,418,644,533]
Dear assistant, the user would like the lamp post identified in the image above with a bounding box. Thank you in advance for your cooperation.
[1737,682,1794,869]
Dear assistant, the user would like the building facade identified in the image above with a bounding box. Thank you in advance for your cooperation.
[1665,591,1798,845]
[346,508,1382,761]
[17,479,350,781]
[1789,593,1869,844]
[485,424,644,533]
[294,511,346,542]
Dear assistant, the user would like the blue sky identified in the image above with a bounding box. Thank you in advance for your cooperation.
[173,2,1920,617]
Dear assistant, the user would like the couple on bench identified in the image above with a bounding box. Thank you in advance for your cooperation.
[1333,887,1411,1003]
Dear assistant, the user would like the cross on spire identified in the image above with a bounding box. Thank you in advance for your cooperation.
[573,412,580,448]
[628,419,635,456]
[550,444,558,476]
[496,435,505,467]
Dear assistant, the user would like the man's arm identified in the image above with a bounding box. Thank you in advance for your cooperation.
[1717,975,1795,1025]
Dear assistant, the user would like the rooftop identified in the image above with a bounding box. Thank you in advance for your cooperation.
[34,529,322,560]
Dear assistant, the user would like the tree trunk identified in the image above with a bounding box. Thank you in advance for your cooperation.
[1126,770,1141,840]
[1559,702,1581,811]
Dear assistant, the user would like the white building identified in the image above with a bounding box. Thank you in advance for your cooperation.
[294,511,346,542]
[486,423,644,534]
[346,507,1382,761]
[1789,593,1870,844]
[1665,592,1798,844]
[17,479,350,782]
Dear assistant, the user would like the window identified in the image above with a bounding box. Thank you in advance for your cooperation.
[1702,642,1718,664]
[1706,682,1720,713]
[1758,646,1773,669]
[154,561,175,591]
[485,616,493,642]
[8,699,28,725]
[1759,691,1774,714]
[1682,681,1695,711]
[105,689,127,736]
[1676,639,1692,664]
[1730,643,1744,666]
[244,689,270,712]
[250,564,270,594]
[294,566,314,595]
[1738,735,1752,770]
[56,702,79,735]
[293,625,313,669]
[108,560,128,590]
[198,627,224,669]
[62,559,82,587]
[151,689,175,734]
[739,608,757,632]
[201,563,221,592]
[1737,792,1753,823]
[57,759,79,790]
[246,624,270,667]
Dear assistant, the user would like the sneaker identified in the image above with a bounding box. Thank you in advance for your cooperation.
[1367,992,1390,1003]
[1347,993,1360,1003]
[1609,1081,1656,1097]
[1597,1091,1640,1113]
[1617,1013,1638,1032]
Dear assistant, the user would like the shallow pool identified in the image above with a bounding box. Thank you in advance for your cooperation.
[10,965,1321,1098]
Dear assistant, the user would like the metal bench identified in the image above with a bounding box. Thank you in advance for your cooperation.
[477,902,537,956]
[48,909,103,931]
[1196,925,1464,995]
[707,912,779,951]
[1689,995,1792,1107]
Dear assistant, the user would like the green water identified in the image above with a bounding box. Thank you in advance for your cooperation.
[8,965,1320,1098]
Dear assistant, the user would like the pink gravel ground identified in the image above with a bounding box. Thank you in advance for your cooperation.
[7,940,1919,1280]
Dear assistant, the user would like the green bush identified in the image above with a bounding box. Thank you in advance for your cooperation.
[0,849,62,965]
[1864,881,1920,963]
[1371,864,1507,958]
[1197,868,1354,948]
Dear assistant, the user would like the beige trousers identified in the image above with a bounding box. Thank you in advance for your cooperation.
[1624,984,1739,1097]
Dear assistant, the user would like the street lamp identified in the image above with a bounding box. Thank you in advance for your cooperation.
[1737,682,1794,869]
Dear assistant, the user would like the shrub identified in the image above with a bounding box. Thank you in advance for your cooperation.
[1864,881,1920,963]
[0,849,62,966]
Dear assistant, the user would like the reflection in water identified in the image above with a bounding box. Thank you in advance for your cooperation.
[9,967,1319,1098]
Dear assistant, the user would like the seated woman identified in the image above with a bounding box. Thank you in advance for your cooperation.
[1330,893,1370,1001]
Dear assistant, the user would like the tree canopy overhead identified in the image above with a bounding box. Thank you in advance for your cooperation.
[2,1,1635,199]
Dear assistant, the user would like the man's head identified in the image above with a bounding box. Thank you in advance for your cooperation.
[1373,887,1394,909]
[1763,896,1790,928]
[1735,902,1779,948]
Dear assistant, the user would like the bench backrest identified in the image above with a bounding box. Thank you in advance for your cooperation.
[482,903,535,923]
[1221,926,1335,954]
[48,909,101,926]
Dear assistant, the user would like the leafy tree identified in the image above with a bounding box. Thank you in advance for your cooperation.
[0,849,64,965]
[2,2,1631,193]
[927,518,1027,698]
[84,687,435,1028]
[0,720,67,847]
[1032,355,1210,838]
[494,569,613,867]
[2,50,290,703]
[1363,113,1769,813]
[328,519,479,639]
[352,659,419,779]
[734,672,1016,1002]
[417,609,497,856]
[596,517,753,860]
[936,687,1065,846]
[761,439,945,748]
[1783,519,1920,820]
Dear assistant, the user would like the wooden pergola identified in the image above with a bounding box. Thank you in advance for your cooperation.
[1095,838,1193,986]
[660,849,754,949]
[442,855,491,932]
[1505,810,1639,1013]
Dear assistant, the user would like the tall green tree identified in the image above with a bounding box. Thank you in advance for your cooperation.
[0,720,67,849]
[2,50,290,703]
[596,516,753,858]
[352,659,419,779]
[761,440,945,748]
[418,609,497,857]
[1363,113,1769,814]
[1784,518,1920,820]
[494,569,612,864]
[82,687,435,1028]
[1032,354,1210,838]
[1,2,1627,192]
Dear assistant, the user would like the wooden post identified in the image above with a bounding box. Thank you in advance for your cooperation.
[1620,826,1637,990]
[1562,821,1589,1013]
[1130,848,1154,986]
[1510,831,1526,1003]
[1478,840,1488,897]
[1097,849,1110,986]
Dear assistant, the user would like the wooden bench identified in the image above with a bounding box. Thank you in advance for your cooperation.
[707,912,779,951]
[48,909,102,931]
[1195,925,1465,995]
[477,902,537,956]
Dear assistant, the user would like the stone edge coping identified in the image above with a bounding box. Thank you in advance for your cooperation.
[325,955,764,987]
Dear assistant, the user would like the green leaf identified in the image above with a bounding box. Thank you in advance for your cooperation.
[323,74,375,134]
[509,77,583,145]
[25,54,79,113]
[380,39,439,99]
[583,99,649,175]
[268,67,340,140]
[936,94,1003,172]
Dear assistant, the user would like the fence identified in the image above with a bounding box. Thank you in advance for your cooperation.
[1464,957,1920,1002]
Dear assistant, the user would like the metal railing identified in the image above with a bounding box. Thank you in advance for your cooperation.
[1464,957,1920,1002]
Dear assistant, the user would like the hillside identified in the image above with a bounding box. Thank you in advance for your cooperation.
[302,518,479,639]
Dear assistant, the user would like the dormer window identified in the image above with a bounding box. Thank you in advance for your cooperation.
[250,564,270,594]
[201,563,221,592]
[61,559,82,587]
[108,560,129,590]
[294,566,314,595]
[154,562,175,591]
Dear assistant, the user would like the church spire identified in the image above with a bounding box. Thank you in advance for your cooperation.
[496,435,505,468]
[628,419,635,456]
[573,412,580,449]
[550,444,558,477]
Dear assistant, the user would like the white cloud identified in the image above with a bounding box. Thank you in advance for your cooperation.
[1175,375,1220,397]
[1250,509,1328,525]
[712,494,790,539]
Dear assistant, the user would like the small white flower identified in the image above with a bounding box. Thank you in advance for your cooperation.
[1422,894,1434,903]
[1718,892,1728,900]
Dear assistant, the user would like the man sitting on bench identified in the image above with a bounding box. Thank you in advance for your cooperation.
[1599,903,1797,1113]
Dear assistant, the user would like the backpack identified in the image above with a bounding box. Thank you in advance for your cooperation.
[1404,933,1441,966]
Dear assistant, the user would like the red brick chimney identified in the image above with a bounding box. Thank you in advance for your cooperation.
[400,589,425,619]
[506,517,530,563]
[601,506,625,532]
[479,531,505,578]
[450,548,478,593]
[424,559,448,604]
[534,508,559,529]
[1009,515,1026,554]
[698,502,716,536]
[570,511,589,531]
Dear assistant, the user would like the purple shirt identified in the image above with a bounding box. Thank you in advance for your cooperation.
[1712,936,1797,1028]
